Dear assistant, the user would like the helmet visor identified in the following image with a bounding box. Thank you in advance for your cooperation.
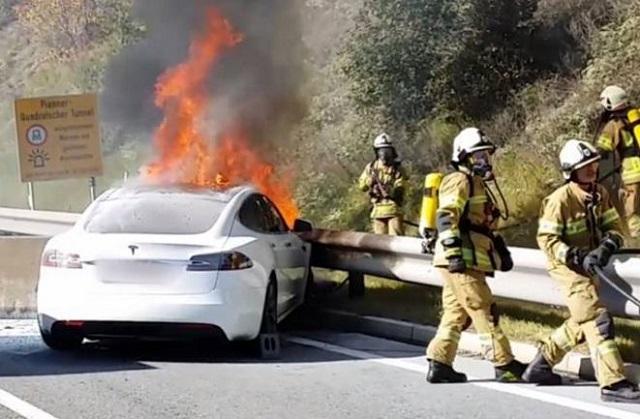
[471,149,492,161]
[468,143,495,156]
[572,155,601,171]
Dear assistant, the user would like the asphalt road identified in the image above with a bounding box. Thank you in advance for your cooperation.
[0,320,639,419]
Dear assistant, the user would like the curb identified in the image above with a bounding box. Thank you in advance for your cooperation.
[312,308,640,384]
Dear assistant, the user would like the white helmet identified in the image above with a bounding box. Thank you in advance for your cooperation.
[451,127,495,164]
[373,133,393,149]
[559,139,601,180]
[600,85,628,111]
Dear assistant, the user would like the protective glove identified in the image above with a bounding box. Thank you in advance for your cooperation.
[582,249,606,276]
[447,255,466,273]
[582,235,621,275]
[493,234,513,272]
[441,237,465,273]
[566,247,589,275]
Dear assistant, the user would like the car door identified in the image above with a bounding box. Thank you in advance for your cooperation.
[236,194,293,313]
[258,196,308,307]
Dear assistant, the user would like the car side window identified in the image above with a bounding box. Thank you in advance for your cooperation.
[238,195,270,233]
[259,196,288,233]
[238,194,289,234]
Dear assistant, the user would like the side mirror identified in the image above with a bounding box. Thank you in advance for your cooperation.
[293,219,313,233]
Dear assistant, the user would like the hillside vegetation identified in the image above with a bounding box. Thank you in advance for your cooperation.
[294,0,638,243]
[0,0,144,211]
[1,0,639,242]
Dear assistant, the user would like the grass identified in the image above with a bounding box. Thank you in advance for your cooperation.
[315,270,640,364]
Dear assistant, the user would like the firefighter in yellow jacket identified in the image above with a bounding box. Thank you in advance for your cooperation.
[426,127,526,383]
[359,133,407,235]
[596,86,640,237]
[523,139,640,403]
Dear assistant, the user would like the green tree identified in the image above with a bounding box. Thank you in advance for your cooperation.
[15,0,143,62]
[340,0,463,127]
[445,0,542,118]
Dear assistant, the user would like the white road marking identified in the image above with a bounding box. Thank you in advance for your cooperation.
[0,320,39,337]
[0,388,59,419]
[2,319,638,418]
[289,336,640,419]
[0,321,58,418]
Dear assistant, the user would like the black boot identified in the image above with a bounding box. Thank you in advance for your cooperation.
[426,360,467,383]
[522,351,562,385]
[495,359,527,382]
[601,380,640,403]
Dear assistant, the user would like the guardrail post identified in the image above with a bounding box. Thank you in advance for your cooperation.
[348,272,365,298]
[89,177,96,202]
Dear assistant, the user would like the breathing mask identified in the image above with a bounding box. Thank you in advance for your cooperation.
[468,150,494,180]
[377,147,396,165]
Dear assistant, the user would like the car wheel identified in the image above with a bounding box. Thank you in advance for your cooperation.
[261,279,278,333]
[38,319,83,351]
[253,278,280,359]
[304,268,315,303]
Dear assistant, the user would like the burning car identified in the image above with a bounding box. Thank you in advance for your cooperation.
[36,184,312,352]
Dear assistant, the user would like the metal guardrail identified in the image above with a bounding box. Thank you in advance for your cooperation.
[0,208,79,236]
[301,229,640,319]
[1,207,639,319]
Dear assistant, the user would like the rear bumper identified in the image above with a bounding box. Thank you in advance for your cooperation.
[37,274,266,341]
[41,317,228,341]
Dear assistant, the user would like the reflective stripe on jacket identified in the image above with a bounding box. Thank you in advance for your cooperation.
[432,171,503,273]
[597,119,640,185]
[537,182,624,269]
[358,160,407,219]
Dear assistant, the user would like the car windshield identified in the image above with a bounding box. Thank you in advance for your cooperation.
[84,187,230,234]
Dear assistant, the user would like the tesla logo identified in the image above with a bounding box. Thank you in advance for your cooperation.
[128,245,138,256]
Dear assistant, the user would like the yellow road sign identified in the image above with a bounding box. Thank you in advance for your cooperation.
[14,93,103,182]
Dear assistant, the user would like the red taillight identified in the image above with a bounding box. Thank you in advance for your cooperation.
[41,250,83,269]
[187,252,253,271]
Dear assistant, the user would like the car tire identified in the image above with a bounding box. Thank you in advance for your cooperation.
[252,278,280,359]
[38,319,83,351]
[304,268,315,303]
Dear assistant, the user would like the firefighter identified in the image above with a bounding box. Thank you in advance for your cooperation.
[523,139,640,403]
[358,133,407,235]
[426,127,526,383]
[595,85,640,238]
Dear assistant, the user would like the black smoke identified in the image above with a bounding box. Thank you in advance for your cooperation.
[101,0,307,151]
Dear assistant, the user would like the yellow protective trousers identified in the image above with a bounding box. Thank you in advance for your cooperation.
[622,182,640,238]
[426,268,514,367]
[539,265,626,388]
[372,216,404,236]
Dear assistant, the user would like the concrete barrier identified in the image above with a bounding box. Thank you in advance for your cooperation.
[0,236,48,317]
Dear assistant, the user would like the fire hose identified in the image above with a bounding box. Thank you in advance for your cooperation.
[593,248,640,309]
[598,165,621,183]
[403,219,420,228]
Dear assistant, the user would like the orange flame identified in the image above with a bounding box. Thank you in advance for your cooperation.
[143,8,299,225]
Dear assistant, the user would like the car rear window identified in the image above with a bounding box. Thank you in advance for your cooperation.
[84,188,229,234]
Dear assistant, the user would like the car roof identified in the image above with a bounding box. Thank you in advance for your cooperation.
[99,184,257,203]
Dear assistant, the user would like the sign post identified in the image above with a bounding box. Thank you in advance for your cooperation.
[27,182,35,210]
[14,93,103,207]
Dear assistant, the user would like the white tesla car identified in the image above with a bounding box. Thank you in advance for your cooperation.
[36,184,312,351]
